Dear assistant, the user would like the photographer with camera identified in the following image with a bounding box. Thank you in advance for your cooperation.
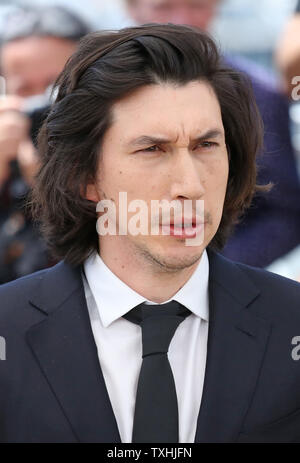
[0,5,91,283]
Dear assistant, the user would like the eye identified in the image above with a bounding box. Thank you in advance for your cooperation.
[139,145,161,153]
[195,141,219,150]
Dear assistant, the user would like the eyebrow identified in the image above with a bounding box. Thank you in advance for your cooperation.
[128,129,224,147]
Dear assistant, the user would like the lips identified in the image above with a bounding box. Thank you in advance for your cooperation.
[160,218,205,239]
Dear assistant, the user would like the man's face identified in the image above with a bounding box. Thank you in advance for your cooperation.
[127,0,219,30]
[86,81,229,272]
[1,36,77,97]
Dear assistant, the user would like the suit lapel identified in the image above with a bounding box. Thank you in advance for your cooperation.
[26,261,121,443]
[195,249,272,442]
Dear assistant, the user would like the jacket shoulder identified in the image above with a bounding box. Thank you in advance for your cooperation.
[0,264,58,301]
[0,261,77,324]
[236,260,300,293]
[235,261,300,319]
[209,249,300,321]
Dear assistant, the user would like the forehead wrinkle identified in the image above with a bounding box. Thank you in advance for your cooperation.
[178,122,190,145]
[170,123,221,147]
[149,123,198,146]
[124,125,225,149]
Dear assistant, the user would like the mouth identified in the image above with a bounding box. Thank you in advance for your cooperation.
[160,217,205,239]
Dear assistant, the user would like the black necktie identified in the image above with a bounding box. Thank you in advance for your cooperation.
[123,300,191,443]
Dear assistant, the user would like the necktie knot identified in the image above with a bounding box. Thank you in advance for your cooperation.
[123,300,191,357]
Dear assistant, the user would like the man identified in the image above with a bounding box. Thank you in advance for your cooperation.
[0,5,90,97]
[0,5,90,174]
[0,24,300,444]
[0,5,91,283]
[125,0,300,269]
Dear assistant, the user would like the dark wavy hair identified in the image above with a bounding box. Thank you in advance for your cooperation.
[29,23,267,266]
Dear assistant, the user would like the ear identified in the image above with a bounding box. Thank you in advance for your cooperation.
[81,182,100,203]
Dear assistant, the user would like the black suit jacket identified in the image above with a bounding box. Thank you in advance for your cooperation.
[0,248,300,443]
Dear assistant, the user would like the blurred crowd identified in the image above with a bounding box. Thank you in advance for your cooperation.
[0,0,300,283]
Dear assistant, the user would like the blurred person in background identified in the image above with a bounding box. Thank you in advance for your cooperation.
[275,0,300,97]
[126,0,219,29]
[266,0,300,281]
[125,0,300,269]
[0,5,91,283]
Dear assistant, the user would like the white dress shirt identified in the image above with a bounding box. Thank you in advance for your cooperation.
[82,249,209,443]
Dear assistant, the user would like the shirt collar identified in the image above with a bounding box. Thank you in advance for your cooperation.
[83,249,209,328]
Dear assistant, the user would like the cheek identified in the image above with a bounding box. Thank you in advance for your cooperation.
[202,160,229,218]
[204,157,229,189]
[99,159,148,199]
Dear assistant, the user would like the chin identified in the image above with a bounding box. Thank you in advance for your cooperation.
[155,253,202,272]
[143,242,204,272]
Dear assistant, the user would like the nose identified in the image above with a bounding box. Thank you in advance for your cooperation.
[169,149,205,201]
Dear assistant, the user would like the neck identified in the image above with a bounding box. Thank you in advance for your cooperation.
[98,236,202,303]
